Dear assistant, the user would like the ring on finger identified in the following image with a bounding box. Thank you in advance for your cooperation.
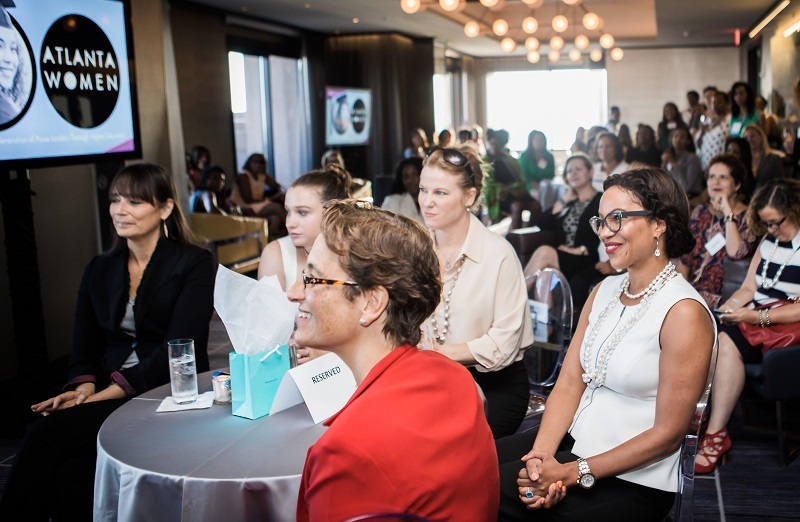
[525,486,533,499]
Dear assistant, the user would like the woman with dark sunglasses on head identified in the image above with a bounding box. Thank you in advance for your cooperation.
[498,168,715,521]
[419,145,533,438]
[697,178,800,474]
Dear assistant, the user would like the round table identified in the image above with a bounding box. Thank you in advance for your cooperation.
[94,371,326,522]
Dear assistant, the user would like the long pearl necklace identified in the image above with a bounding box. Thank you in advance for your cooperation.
[581,263,677,389]
[760,235,800,290]
[431,256,466,345]
[622,262,677,299]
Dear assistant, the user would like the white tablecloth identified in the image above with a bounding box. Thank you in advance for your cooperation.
[94,372,326,522]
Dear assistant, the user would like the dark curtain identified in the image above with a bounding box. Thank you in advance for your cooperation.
[317,34,435,181]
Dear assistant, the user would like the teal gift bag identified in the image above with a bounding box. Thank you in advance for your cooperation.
[229,346,291,420]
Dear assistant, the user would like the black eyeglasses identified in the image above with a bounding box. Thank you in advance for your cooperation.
[426,146,475,185]
[761,216,787,231]
[590,210,653,235]
[301,270,359,289]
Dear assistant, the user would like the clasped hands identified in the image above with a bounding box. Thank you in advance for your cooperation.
[32,383,97,416]
[516,450,568,510]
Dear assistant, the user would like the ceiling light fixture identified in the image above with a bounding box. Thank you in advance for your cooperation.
[783,17,800,38]
[552,15,569,33]
[501,37,517,52]
[599,33,615,49]
[521,0,544,6]
[525,36,540,50]
[548,49,561,62]
[480,0,500,6]
[493,18,509,36]
[574,34,589,49]
[582,12,601,31]
[549,35,564,50]
[610,47,624,61]
[589,49,603,62]
[527,50,541,63]
[400,0,421,14]
[568,48,582,61]
[749,0,790,39]
[522,16,539,34]
[439,0,459,12]
[465,20,480,37]
[562,0,582,5]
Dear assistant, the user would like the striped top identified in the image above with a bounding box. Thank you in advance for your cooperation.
[754,231,800,305]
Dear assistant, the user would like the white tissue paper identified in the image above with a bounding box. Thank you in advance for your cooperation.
[214,266,298,355]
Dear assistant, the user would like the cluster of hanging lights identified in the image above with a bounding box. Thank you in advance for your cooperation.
[399,0,624,63]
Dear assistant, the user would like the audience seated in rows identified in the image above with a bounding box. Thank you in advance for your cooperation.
[403,127,428,159]
[677,154,758,308]
[524,153,603,310]
[498,168,715,521]
[519,130,556,196]
[662,127,703,199]
[743,123,787,191]
[592,133,630,191]
[697,179,800,474]
[419,145,533,438]
[484,129,534,225]
[696,91,731,169]
[729,81,765,138]
[190,165,238,215]
[625,124,661,167]
[657,102,689,151]
[230,153,287,238]
[381,157,423,223]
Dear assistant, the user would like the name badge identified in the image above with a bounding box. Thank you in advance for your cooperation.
[667,121,677,130]
[270,352,357,423]
[705,232,726,256]
[731,122,742,135]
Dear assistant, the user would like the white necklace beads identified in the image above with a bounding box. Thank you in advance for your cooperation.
[431,255,466,345]
[581,263,677,389]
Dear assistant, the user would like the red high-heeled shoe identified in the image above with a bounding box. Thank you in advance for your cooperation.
[694,428,731,474]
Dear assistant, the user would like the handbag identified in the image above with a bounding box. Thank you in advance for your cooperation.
[738,299,800,354]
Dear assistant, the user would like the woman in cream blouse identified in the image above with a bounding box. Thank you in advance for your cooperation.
[419,145,533,438]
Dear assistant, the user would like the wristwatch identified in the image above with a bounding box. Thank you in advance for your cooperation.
[579,245,588,255]
[723,213,738,224]
[576,458,596,489]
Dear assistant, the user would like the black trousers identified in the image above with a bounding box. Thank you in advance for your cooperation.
[496,430,675,522]
[0,398,128,522]
[470,360,529,439]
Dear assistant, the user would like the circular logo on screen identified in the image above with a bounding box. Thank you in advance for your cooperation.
[351,99,366,134]
[0,8,37,131]
[40,15,119,128]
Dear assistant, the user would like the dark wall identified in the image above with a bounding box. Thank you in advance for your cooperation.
[321,34,435,180]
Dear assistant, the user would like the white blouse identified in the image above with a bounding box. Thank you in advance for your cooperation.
[381,192,423,223]
[569,273,714,492]
[421,214,533,372]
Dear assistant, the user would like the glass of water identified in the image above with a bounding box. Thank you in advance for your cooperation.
[168,339,198,404]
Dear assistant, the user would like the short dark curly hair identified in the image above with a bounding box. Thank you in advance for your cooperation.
[320,200,442,347]
[603,167,695,258]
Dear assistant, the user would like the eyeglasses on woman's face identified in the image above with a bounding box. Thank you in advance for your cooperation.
[590,210,653,235]
[301,269,359,290]
[761,216,787,231]
[426,146,475,185]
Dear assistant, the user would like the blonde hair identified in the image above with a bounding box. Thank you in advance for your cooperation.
[422,145,485,212]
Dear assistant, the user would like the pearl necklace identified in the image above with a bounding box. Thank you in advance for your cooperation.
[581,264,677,389]
[622,262,677,299]
[431,256,466,345]
[760,235,800,290]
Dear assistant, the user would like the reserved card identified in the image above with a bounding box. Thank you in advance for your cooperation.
[270,352,357,423]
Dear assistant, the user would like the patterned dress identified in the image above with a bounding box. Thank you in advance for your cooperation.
[680,204,757,308]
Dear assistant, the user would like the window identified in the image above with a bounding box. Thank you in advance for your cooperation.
[228,51,311,184]
[485,69,607,151]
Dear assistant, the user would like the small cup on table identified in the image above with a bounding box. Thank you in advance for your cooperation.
[168,339,198,404]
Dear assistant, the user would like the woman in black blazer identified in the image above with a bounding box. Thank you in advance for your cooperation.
[0,163,215,521]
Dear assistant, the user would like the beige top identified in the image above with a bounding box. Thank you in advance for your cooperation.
[422,214,533,372]
[230,170,267,206]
